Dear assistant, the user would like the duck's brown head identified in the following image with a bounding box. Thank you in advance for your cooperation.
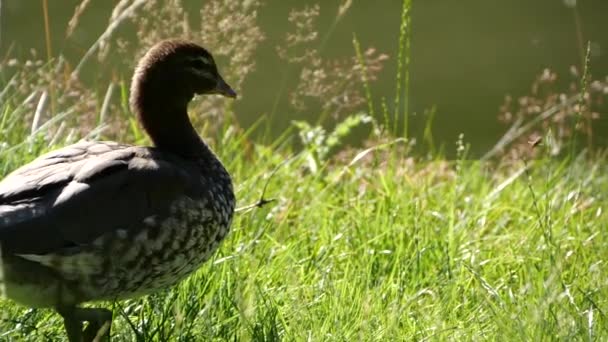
[130,39,236,113]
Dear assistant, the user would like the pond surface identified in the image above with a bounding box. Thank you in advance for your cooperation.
[2,0,607,157]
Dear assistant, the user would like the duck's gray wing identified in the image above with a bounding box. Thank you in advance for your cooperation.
[0,141,195,255]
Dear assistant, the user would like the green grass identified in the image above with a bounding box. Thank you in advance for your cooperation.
[1,0,607,338]
[1,84,607,340]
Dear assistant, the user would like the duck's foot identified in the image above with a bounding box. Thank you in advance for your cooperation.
[57,306,112,342]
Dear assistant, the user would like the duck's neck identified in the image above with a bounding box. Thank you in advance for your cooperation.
[134,88,211,158]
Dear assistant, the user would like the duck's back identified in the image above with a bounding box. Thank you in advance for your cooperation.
[0,140,235,306]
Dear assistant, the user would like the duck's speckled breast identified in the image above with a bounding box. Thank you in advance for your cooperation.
[19,171,235,303]
[87,193,234,300]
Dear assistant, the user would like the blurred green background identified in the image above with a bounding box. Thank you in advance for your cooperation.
[1,0,607,156]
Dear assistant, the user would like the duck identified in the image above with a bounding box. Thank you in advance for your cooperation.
[0,39,237,341]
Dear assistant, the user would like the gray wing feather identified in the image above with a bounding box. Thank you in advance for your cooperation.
[0,141,194,255]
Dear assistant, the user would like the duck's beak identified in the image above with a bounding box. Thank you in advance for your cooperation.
[214,76,237,98]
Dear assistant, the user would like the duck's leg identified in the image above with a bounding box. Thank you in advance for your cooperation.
[58,307,84,342]
[57,306,112,342]
[80,307,112,342]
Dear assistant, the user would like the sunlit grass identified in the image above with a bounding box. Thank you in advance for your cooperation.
[1,0,607,340]
[1,75,607,340]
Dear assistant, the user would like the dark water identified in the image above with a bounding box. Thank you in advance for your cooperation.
[2,0,607,157]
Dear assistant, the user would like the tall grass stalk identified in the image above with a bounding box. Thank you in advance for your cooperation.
[566,41,591,163]
[394,0,411,138]
[352,34,374,118]
[41,0,56,116]
[41,0,52,62]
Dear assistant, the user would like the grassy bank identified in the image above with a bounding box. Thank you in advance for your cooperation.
[1,89,607,340]
[1,1,607,340]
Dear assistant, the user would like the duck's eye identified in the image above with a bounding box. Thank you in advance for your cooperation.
[189,59,206,69]
[188,57,213,70]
